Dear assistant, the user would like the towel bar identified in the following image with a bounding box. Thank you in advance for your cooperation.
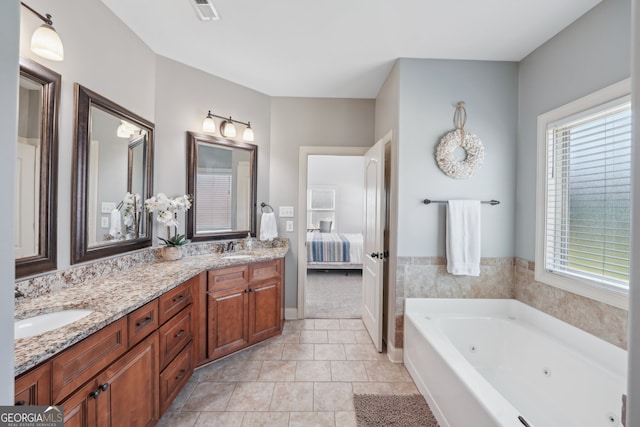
[423,199,500,205]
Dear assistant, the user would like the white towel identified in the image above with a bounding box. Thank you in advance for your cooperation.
[260,212,278,241]
[109,209,122,238]
[446,200,481,276]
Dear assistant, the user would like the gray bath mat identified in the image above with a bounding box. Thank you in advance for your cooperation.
[353,394,440,427]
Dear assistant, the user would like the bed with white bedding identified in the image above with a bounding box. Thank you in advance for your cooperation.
[306,232,363,270]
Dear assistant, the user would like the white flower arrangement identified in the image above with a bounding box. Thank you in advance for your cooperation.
[145,193,193,246]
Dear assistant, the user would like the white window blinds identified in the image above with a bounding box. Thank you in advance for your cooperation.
[196,172,232,231]
[544,96,632,289]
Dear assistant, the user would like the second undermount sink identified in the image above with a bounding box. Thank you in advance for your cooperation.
[15,309,93,339]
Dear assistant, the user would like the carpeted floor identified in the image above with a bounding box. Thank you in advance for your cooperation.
[305,269,362,318]
[354,394,440,427]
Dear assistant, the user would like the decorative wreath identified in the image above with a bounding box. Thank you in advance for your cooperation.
[435,102,484,179]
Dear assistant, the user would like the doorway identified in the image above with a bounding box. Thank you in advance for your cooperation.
[305,154,365,318]
[297,147,368,320]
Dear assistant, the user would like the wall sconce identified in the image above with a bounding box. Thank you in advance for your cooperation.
[202,110,255,142]
[21,2,64,62]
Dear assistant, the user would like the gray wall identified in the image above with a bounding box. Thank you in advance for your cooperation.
[307,155,365,234]
[153,55,271,238]
[19,0,157,270]
[396,58,519,258]
[515,0,631,260]
[270,97,375,308]
[1,0,19,404]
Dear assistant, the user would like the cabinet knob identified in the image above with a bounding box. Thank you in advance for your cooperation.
[99,383,109,392]
[89,390,101,399]
[175,329,185,338]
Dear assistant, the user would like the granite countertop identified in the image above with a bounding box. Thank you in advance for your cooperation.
[14,247,288,376]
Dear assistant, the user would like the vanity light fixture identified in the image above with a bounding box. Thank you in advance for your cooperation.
[202,110,255,141]
[21,2,64,61]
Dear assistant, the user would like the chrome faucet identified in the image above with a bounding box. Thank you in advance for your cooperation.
[225,241,237,253]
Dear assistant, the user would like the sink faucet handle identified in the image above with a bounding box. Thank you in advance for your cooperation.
[15,288,24,298]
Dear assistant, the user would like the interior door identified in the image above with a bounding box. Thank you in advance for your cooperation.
[15,142,39,258]
[362,139,385,352]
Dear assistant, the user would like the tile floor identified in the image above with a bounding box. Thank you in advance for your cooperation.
[158,318,418,427]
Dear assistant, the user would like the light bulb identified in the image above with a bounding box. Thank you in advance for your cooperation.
[202,111,216,133]
[31,24,64,61]
[243,123,254,141]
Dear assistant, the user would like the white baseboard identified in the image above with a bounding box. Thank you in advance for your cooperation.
[284,308,299,320]
[386,341,403,363]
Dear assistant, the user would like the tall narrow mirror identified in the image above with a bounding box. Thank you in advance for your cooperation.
[72,84,154,264]
[16,58,59,278]
[186,132,257,241]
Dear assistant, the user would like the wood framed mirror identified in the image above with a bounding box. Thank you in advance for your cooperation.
[186,132,257,241]
[15,58,60,278]
[71,84,154,264]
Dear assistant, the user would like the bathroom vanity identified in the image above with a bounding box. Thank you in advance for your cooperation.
[14,247,286,425]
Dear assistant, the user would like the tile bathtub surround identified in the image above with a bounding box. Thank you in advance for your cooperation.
[158,318,418,427]
[392,256,627,350]
[514,258,628,349]
[16,238,289,299]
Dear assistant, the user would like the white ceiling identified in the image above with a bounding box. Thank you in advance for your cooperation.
[101,0,601,99]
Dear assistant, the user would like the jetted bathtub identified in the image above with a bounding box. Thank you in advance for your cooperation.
[404,298,627,427]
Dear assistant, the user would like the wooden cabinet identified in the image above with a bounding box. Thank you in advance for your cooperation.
[14,363,51,406]
[207,284,250,359]
[158,276,197,415]
[15,275,199,425]
[52,318,128,404]
[205,258,283,361]
[249,278,281,343]
[60,332,159,427]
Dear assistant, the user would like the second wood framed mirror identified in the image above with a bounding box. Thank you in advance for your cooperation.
[71,84,154,264]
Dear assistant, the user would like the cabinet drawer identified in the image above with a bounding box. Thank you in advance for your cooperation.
[15,362,51,406]
[160,342,193,415]
[249,259,281,282]
[159,306,193,370]
[128,299,159,348]
[52,317,127,403]
[208,265,249,291]
[159,281,193,325]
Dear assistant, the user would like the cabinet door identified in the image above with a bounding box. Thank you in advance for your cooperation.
[15,363,51,406]
[207,285,249,359]
[98,332,160,427]
[60,379,100,427]
[249,278,282,343]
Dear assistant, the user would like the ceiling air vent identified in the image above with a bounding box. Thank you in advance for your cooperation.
[190,0,220,21]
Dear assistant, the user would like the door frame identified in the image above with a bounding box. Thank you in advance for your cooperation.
[297,146,369,320]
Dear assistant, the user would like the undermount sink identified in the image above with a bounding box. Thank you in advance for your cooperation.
[221,254,254,260]
[15,309,93,339]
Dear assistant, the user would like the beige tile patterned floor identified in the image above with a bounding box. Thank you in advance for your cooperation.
[158,318,418,427]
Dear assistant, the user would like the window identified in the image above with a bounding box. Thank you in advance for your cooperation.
[307,187,336,229]
[536,79,631,309]
[196,171,232,231]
